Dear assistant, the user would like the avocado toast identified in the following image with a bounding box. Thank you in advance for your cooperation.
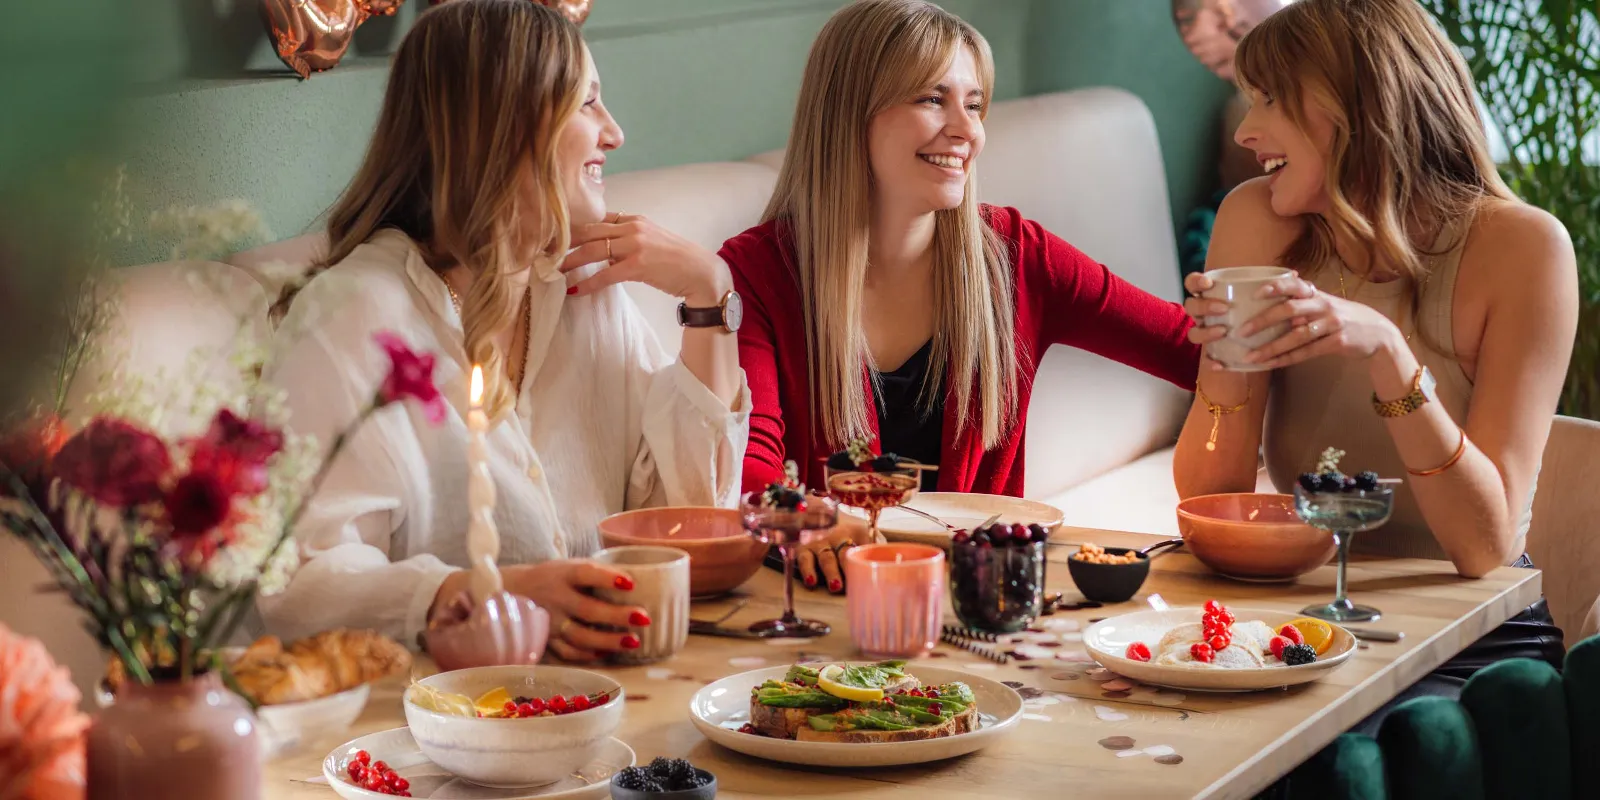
[747,661,980,743]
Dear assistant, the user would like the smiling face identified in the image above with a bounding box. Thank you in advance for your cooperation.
[866,44,987,218]
[552,45,623,227]
[1232,86,1336,217]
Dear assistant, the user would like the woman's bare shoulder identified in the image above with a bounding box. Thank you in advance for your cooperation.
[1207,177,1304,270]
[1460,198,1577,297]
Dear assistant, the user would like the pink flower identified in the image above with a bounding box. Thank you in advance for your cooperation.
[374,330,445,424]
[0,623,88,800]
[50,419,171,507]
[187,409,283,496]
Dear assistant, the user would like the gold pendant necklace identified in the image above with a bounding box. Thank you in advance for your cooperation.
[445,281,534,395]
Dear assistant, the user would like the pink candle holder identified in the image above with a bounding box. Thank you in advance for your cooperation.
[842,543,946,659]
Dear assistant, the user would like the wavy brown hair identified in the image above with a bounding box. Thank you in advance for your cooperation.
[1234,0,1514,294]
[273,0,584,416]
[764,0,1017,450]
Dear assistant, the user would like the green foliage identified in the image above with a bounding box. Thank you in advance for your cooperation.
[1422,0,1600,420]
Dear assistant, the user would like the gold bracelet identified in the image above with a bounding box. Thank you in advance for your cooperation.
[1408,428,1468,477]
[1197,383,1251,452]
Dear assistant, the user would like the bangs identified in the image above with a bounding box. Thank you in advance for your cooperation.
[1232,8,1303,103]
[872,10,994,115]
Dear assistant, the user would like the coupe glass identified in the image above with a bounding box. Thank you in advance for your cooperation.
[739,492,839,638]
[823,465,920,544]
[1293,484,1395,622]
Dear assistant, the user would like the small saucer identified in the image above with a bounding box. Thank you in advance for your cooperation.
[321,727,634,799]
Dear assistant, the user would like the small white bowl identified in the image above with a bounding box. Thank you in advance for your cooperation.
[403,665,624,788]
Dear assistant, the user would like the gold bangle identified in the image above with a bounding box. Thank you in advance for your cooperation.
[1197,383,1251,452]
[1408,428,1468,477]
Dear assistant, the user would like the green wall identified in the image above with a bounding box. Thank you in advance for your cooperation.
[114,0,1231,265]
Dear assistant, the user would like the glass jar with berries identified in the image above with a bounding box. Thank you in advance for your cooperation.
[947,520,1050,633]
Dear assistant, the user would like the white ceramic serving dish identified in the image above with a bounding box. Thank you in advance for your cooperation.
[843,492,1064,548]
[403,665,624,788]
[322,726,634,799]
[689,663,1023,767]
[1083,607,1356,692]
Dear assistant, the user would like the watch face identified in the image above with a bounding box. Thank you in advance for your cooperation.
[723,290,743,332]
[1419,366,1437,401]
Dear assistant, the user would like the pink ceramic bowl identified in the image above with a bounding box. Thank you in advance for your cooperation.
[597,507,767,598]
[1175,493,1336,582]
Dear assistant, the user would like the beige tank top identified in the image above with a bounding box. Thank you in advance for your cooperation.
[1262,215,1536,561]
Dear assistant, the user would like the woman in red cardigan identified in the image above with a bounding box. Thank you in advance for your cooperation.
[721,0,1201,592]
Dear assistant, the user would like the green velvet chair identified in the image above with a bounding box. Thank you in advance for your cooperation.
[1277,634,1600,799]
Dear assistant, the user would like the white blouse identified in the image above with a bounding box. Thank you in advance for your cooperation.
[257,230,750,646]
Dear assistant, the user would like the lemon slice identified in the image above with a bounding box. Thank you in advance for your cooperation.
[1286,617,1336,655]
[407,683,476,717]
[474,687,513,716]
[817,664,885,703]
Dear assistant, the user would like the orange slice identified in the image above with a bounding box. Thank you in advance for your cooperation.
[1286,618,1335,655]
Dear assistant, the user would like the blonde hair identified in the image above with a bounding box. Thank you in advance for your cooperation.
[274,0,584,417]
[1234,0,1514,291]
[764,0,1017,450]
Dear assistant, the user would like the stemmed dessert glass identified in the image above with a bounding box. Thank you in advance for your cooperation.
[739,491,840,638]
[1294,483,1395,622]
[824,465,922,544]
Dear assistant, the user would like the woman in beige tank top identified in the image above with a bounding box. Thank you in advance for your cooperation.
[1169,0,1578,738]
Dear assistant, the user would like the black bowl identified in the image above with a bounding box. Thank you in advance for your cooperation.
[610,768,717,800]
[1065,547,1151,603]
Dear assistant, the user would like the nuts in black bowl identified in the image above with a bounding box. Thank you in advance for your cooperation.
[1065,543,1151,603]
[948,522,1048,633]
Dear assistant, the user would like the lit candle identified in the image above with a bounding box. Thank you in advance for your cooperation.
[466,365,504,604]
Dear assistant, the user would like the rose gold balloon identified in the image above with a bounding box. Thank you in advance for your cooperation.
[1171,0,1297,81]
[430,0,591,25]
[360,0,405,15]
[260,0,368,80]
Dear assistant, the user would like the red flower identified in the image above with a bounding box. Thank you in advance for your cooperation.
[164,471,234,538]
[374,331,445,424]
[51,418,171,507]
[188,409,284,496]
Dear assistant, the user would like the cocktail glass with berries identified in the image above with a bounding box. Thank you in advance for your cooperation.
[740,488,840,638]
[1294,467,1395,623]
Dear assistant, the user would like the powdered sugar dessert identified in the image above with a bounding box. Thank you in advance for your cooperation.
[1121,600,1322,670]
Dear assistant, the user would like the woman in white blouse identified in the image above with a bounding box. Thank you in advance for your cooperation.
[261,0,749,662]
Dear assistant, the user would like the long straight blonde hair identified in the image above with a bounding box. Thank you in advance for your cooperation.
[274,0,584,417]
[764,0,1017,451]
[1234,0,1514,295]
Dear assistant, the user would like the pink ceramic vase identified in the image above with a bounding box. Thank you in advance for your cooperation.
[86,671,260,800]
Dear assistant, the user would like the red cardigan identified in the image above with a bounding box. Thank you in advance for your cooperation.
[721,205,1200,497]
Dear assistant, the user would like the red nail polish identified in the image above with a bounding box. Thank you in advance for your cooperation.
[629,611,652,627]
[803,575,817,588]
[613,576,634,591]
[828,579,842,592]
[621,634,641,649]
[566,286,578,296]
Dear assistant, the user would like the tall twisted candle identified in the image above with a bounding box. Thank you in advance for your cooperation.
[466,365,505,604]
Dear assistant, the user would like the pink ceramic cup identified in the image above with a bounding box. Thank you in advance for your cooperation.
[843,543,946,659]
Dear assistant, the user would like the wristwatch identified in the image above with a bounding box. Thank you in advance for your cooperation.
[1372,366,1436,418]
[677,289,742,334]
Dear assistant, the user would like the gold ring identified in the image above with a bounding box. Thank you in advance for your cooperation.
[557,618,574,639]
[605,238,614,263]
[608,211,624,223]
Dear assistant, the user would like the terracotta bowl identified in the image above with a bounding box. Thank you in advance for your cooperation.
[597,507,767,598]
[1175,493,1336,582]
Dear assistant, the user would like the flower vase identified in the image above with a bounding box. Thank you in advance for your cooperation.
[86,672,261,800]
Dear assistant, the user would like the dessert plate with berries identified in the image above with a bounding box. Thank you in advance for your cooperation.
[1083,601,1355,692]
[845,492,1064,549]
[320,728,635,799]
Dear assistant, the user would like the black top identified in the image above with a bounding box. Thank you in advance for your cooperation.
[872,340,944,492]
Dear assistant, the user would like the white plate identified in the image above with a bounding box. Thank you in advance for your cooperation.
[1083,608,1356,692]
[689,663,1023,767]
[843,492,1064,547]
[321,727,634,799]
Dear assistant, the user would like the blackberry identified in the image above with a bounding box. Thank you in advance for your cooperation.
[871,453,904,472]
[680,771,712,789]
[614,766,655,791]
[647,757,674,778]
[1354,471,1380,491]
[1282,643,1317,666]
[1297,473,1321,492]
[663,759,697,789]
[826,451,857,470]
[1317,471,1347,493]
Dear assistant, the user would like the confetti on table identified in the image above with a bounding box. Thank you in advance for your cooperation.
[1101,690,1132,699]
[1101,678,1136,692]
[645,668,675,681]
[728,656,767,668]
[1087,668,1115,681]
[1022,713,1053,722]
[1012,645,1057,661]
[1059,632,1084,643]
[1055,650,1094,663]
[1143,745,1176,757]
[1093,705,1129,722]
[1148,692,1187,707]
[1050,672,1082,681]
[763,638,815,646]
[1019,664,1044,671]
[1116,749,1146,758]
[1154,755,1185,766]
[1098,736,1136,750]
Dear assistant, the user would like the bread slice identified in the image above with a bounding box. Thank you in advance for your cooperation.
[793,705,979,743]
[748,673,922,739]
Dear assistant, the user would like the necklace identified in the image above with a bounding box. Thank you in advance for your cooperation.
[445,280,534,397]
[1333,256,1419,344]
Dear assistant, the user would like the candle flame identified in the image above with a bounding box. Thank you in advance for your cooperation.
[470,365,484,406]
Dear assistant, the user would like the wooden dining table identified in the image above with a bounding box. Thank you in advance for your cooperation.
[265,527,1541,800]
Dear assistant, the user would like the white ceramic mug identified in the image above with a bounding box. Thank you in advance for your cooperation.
[591,545,690,665]
[1202,266,1295,372]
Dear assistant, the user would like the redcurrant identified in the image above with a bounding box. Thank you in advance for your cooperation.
[1190,642,1216,663]
[1125,642,1153,662]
